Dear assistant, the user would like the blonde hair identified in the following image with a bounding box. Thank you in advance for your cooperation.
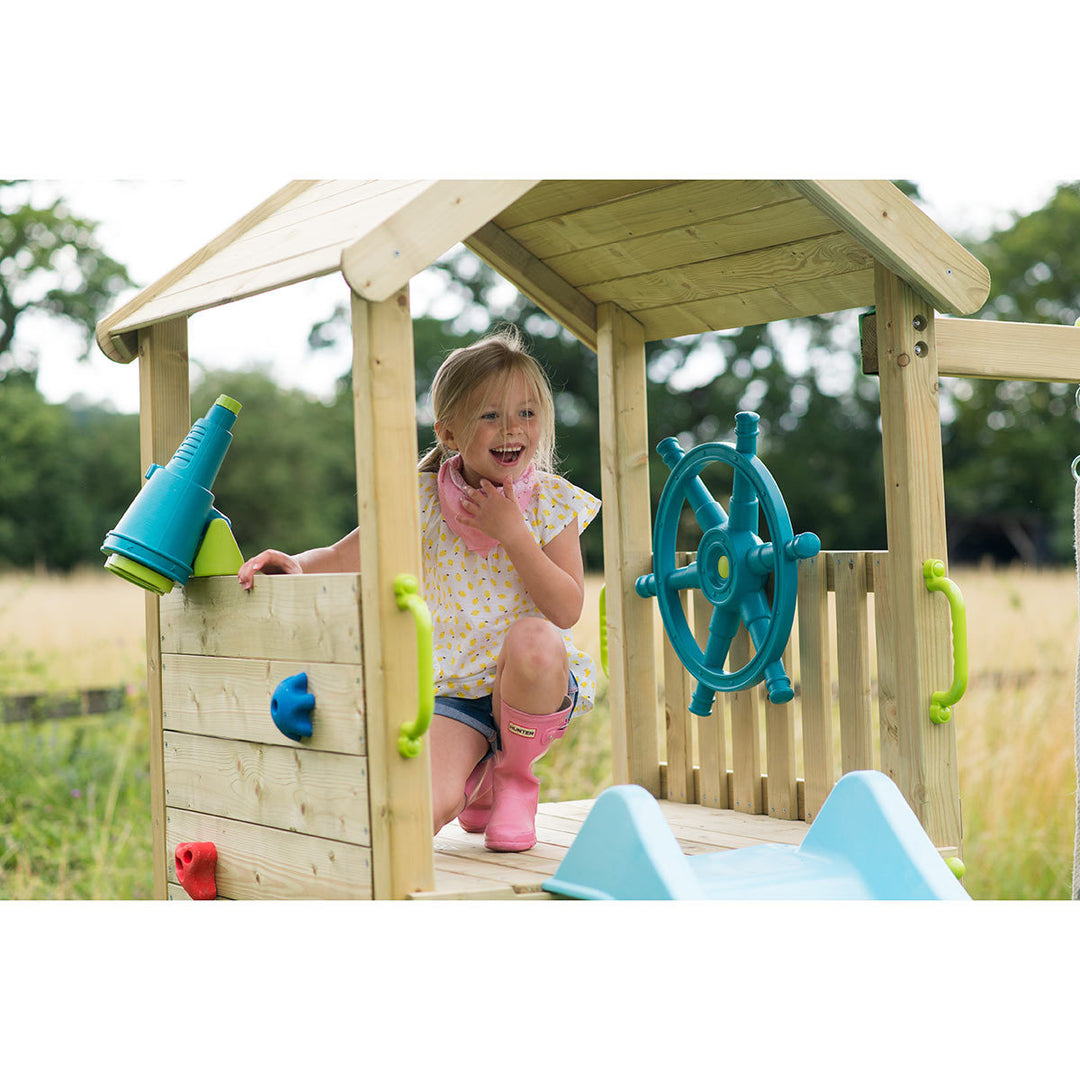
[418,325,558,474]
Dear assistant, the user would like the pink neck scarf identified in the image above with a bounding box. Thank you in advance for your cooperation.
[437,454,536,556]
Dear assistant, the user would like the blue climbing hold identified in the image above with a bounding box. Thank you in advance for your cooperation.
[271,672,315,741]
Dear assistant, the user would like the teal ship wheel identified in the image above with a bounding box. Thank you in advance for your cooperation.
[636,412,820,715]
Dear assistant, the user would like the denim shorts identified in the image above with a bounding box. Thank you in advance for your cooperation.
[435,670,579,753]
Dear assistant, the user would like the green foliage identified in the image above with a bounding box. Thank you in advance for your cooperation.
[943,182,1080,563]
[0,180,135,379]
[191,369,357,559]
[0,373,139,570]
[0,706,153,899]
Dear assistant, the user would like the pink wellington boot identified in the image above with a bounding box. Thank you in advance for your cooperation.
[485,700,573,852]
[456,756,493,833]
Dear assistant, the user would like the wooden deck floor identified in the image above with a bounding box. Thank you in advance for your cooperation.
[410,798,811,900]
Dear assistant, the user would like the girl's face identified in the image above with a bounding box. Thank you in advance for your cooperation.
[438,372,542,488]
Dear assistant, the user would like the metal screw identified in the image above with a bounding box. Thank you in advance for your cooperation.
[914,340,928,357]
[912,314,927,331]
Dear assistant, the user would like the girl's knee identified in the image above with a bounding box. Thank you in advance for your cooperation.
[502,618,568,679]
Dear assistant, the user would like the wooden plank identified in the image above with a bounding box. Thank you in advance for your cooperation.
[111,243,353,333]
[583,231,870,311]
[352,288,434,898]
[163,731,370,845]
[433,834,565,876]
[833,553,874,773]
[138,318,191,900]
[693,592,728,808]
[636,267,874,340]
[507,180,798,259]
[595,303,660,793]
[935,317,1080,382]
[237,180,425,242]
[792,180,990,316]
[545,198,841,287]
[764,643,798,819]
[160,573,363,663]
[166,807,372,899]
[492,180,678,230]
[415,872,550,901]
[342,180,538,303]
[97,181,319,362]
[543,797,809,845]
[465,221,598,350]
[872,553,901,784]
[728,625,763,814]
[111,183,438,335]
[874,268,960,848]
[662,553,695,803]
[797,552,833,822]
[162,655,365,755]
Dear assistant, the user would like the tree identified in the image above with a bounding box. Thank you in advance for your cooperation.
[0,180,134,381]
[191,369,357,560]
[944,182,1080,563]
[0,372,139,571]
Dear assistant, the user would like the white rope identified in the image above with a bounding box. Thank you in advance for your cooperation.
[1073,474,1080,898]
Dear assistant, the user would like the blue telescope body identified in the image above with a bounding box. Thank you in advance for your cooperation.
[102,395,243,594]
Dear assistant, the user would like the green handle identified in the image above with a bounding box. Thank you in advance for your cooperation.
[599,585,609,678]
[394,573,434,758]
[923,559,968,724]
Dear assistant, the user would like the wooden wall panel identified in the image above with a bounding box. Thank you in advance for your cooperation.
[166,808,372,900]
[162,655,365,755]
[164,732,369,845]
[160,573,362,664]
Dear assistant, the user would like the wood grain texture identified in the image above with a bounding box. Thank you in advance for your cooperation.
[166,808,372,899]
[160,573,362,664]
[693,593,728,808]
[351,289,433,898]
[797,553,833,822]
[763,643,798,820]
[164,731,370,845]
[342,180,538,302]
[595,303,660,792]
[138,319,191,899]
[162,655,365,755]
[833,552,874,774]
[874,265,961,848]
[793,180,990,315]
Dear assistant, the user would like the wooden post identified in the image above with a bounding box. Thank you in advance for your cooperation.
[137,318,190,899]
[874,263,961,850]
[797,552,833,822]
[351,286,434,899]
[596,302,660,794]
[728,627,763,814]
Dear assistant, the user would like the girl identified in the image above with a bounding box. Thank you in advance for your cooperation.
[237,326,600,853]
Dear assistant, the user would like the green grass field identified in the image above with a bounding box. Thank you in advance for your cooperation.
[1,565,1076,899]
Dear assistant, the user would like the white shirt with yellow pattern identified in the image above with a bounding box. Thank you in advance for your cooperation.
[418,470,601,717]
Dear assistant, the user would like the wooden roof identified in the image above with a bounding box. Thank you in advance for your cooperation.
[96,179,990,362]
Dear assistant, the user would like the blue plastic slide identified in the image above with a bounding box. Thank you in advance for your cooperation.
[543,770,970,900]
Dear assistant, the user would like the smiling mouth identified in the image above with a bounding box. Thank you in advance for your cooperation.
[491,447,523,466]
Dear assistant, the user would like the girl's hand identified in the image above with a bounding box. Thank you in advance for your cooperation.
[238,549,302,590]
[458,479,528,547]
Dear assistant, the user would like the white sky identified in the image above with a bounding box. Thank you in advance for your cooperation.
[12,174,1071,414]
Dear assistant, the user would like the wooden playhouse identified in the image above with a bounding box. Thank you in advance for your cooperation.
[95,180,1080,900]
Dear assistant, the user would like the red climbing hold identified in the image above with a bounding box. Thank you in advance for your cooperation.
[175,841,218,900]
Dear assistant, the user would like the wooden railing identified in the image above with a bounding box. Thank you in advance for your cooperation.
[659,550,888,824]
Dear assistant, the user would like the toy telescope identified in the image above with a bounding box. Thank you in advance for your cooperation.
[102,394,244,595]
